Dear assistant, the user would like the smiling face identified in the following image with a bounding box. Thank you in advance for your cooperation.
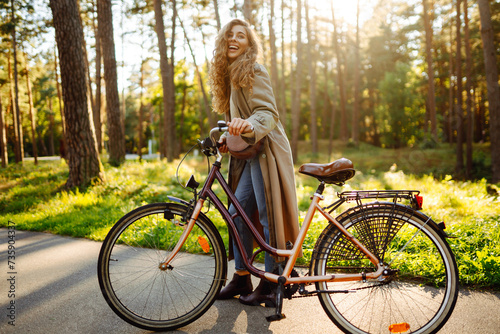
[227,25,249,63]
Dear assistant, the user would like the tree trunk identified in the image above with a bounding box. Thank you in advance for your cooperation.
[279,0,287,129]
[305,0,317,154]
[352,0,361,145]
[10,0,23,164]
[168,0,177,158]
[180,17,214,133]
[463,0,473,178]
[0,94,7,167]
[455,0,464,175]
[98,0,126,166]
[291,0,303,163]
[423,0,437,142]
[54,45,66,158]
[268,0,280,119]
[7,52,21,163]
[477,0,500,183]
[138,59,145,160]
[322,57,330,140]
[448,18,454,144]
[24,53,38,164]
[213,0,221,31]
[331,5,347,141]
[92,0,103,153]
[244,0,252,24]
[48,97,55,156]
[179,68,188,153]
[475,89,485,142]
[153,0,177,161]
[328,73,336,160]
[49,0,103,188]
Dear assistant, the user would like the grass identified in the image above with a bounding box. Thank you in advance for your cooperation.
[1,140,499,289]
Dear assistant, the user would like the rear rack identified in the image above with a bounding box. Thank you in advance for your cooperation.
[324,190,422,213]
[339,190,420,202]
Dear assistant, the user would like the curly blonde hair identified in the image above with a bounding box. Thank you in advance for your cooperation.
[209,19,263,115]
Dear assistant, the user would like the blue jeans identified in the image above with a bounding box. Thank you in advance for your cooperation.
[229,157,276,272]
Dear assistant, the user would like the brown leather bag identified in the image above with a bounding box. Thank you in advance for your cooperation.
[226,134,265,160]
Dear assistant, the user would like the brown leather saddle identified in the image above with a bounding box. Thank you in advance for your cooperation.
[299,158,355,185]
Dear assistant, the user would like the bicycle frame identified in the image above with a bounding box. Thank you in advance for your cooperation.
[160,132,384,286]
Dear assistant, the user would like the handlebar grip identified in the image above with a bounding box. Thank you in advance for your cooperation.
[217,120,227,131]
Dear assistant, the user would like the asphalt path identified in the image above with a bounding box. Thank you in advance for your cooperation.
[0,228,499,334]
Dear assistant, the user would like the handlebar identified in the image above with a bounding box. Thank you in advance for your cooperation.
[210,120,229,140]
[200,120,229,158]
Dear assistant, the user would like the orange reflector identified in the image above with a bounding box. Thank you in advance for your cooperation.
[198,236,210,253]
[389,323,410,333]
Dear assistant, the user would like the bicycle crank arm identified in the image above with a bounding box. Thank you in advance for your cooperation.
[266,276,287,322]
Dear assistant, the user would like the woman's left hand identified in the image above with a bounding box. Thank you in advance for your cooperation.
[227,118,253,136]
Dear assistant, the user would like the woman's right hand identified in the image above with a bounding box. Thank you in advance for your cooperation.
[218,136,228,153]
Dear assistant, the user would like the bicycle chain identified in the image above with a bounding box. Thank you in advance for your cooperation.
[290,281,390,299]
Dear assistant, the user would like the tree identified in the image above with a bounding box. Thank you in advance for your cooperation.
[7,52,23,163]
[49,0,103,187]
[463,0,473,178]
[331,3,347,141]
[447,17,454,145]
[91,0,103,153]
[0,93,7,167]
[423,0,437,141]
[279,0,287,126]
[153,0,176,162]
[24,52,38,164]
[9,0,23,164]
[268,0,280,122]
[477,0,500,183]
[455,0,464,175]
[352,0,361,145]
[213,0,221,30]
[244,0,252,24]
[291,0,303,162]
[98,0,126,166]
[305,0,317,153]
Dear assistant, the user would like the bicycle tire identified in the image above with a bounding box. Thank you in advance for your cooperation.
[310,202,458,334]
[98,202,227,331]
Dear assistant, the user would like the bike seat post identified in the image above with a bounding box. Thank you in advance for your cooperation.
[316,181,325,195]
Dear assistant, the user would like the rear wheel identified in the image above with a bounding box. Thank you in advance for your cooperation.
[98,202,227,331]
[311,203,458,334]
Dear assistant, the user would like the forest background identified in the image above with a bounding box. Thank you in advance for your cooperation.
[0,0,498,185]
[0,0,499,289]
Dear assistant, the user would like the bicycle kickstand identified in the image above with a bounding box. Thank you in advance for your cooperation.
[266,276,286,322]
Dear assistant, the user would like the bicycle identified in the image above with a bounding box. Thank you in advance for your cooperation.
[97,121,459,334]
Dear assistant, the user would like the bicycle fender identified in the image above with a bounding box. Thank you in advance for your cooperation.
[167,196,190,206]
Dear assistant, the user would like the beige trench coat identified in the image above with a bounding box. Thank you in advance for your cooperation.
[226,63,301,261]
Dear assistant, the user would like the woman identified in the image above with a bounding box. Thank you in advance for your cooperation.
[208,19,300,307]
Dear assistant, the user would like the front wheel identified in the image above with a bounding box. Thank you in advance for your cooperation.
[98,202,227,331]
[311,202,458,334]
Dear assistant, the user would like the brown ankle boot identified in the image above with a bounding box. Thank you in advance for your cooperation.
[239,279,276,307]
[217,273,253,300]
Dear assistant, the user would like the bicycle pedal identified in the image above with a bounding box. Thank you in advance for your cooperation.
[266,313,286,322]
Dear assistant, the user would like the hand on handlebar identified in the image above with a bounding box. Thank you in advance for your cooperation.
[218,137,229,153]
[227,118,253,136]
